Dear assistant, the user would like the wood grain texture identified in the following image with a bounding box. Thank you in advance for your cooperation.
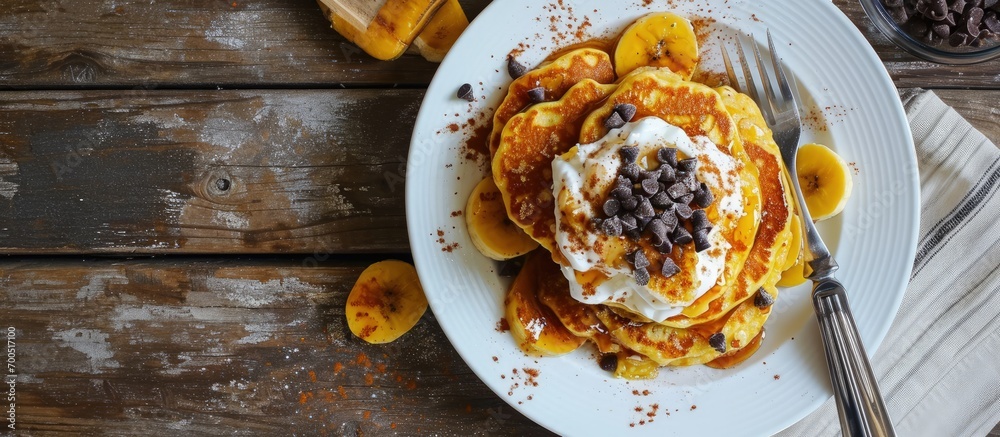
[0,89,424,254]
[0,0,487,89]
[0,0,997,89]
[0,258,553,436]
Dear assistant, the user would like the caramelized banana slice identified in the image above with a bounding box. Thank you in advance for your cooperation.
[505,251,586,356]
[466,177,539,260]
[614,12,699,79]
[346,260,428,344]
[796,143,854,221]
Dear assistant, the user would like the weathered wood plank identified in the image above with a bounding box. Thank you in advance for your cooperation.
[0,0,997,89]
[0,0,489,89]
[0,89,423,254]
[0,258,552,436]
[935,90,1000,143]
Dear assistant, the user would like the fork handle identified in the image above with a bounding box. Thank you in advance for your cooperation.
[813,279,896,437]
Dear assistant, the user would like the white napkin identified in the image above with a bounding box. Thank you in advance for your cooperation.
[778,90,1000,436]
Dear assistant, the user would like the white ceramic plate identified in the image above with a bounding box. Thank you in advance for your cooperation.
[407,0,919,435]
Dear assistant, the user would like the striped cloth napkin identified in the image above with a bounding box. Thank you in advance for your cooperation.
[778,90,1000,436]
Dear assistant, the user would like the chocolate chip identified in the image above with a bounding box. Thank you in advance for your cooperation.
[675,203,694,220]
[694,183,714,208]
[640,178,660,196]
[676,193,694,205]
[457,83,475,101]
[640,169,661,182]
[945,11,957,26]
[634,267,650,286]
[634,197,656,220]
[507,56,527,79]
[614,103,637,123]
[603,198,621,217]
[690,209,710,231]
[666,182,689,200]
[626,228,642,239]
[601,216,623,236]
[677,157,698,172]
[654,240,673,254]
[658,165,676,183]
[647,219,668,244]
[986,14,1000,32]
[950,30,971,45]
[630,250,650,269]
[693,228,711,252]
[661,257,681,277]
[611,186,632,201]
[620,146,639,163]
[620,214,638,232]
[620,195,639,211]
[599,353,618,372]
[889,6,909,23]
[657,148,678,167]
[622,163,641,181]
[933,22,951,37]
[680,171,699,191]
[885,0,903,6]
[650,192,673,208]
[709,333,727,353]
[671,226,693,245]
[951,0,967,13]
[754,288,775,308]
[967,7,985,34]
[615,175,633,191]
[604,111,626,130]
[527,86,546,103]
[659,208,678,232]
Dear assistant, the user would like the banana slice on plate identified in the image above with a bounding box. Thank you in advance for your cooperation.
[346,260,428,344]
[466,176,539,260]
[796,143,853,221]
[614,12,700,79]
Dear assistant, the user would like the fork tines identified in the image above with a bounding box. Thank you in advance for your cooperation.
[720,30,799,126]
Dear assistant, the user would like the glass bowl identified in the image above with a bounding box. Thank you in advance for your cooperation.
[859,0,1000,64]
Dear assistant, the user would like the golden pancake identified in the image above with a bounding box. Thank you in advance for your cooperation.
[493,79,617,252]
[595,285,777,366]
[488,48,616,159]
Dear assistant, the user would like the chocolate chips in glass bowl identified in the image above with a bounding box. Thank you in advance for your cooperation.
[592,138,717,286]
[862,0,1000,63]
[882,0,1000,47]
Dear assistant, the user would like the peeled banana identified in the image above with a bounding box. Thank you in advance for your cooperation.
[614,12,700,79]
[796,143,853,221]
[466,177,539,260]
[346,260,428,344]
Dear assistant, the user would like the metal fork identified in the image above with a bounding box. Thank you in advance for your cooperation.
[722,31,896,437]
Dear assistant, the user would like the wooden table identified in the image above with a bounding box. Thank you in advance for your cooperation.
[1,1,998,435]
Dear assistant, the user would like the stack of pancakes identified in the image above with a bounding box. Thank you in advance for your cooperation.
[489,46,796,372]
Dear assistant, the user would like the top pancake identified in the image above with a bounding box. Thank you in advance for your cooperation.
[488,48,615,159]
[493,79,617,252]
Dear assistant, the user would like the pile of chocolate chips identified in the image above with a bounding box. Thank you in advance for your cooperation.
[592,119,716,286]
[883,0,1000,47]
